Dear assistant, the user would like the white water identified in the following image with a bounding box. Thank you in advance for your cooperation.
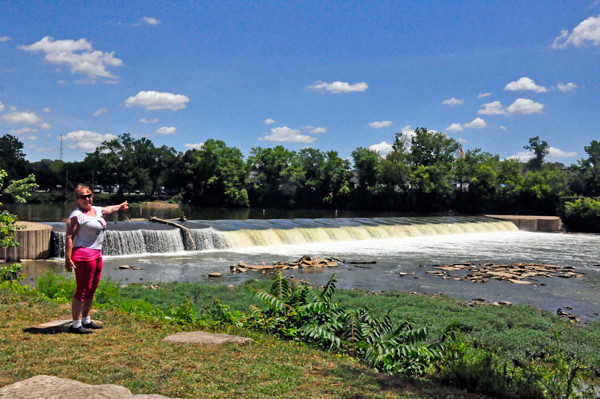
[219,221,517,248]
[51,217,517,257]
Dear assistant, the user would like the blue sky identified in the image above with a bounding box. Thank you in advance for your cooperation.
[0,0,599,163]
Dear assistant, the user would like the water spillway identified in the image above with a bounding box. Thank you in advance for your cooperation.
[45,216,518,258]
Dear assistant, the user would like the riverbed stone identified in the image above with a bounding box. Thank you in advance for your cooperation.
[0,375,174,398]
[163,331,253,345]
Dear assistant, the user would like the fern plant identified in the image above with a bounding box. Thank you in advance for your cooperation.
[251,271,442,376]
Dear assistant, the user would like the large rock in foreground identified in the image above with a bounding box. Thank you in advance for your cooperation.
[0,375,174,398]
[163,331,253,345]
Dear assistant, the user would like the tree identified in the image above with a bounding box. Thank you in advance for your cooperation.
[408,128,460,209]
[247,146,302,207]
[378,133,411,208]
[570,140,600,196]
[190,139,249,207]
[0,135,29,188]
[410,127,460,167]
[524,136,549,171]
[322,151,351,209]
[0,169,37,250]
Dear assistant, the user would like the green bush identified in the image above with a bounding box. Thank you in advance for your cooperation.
[564,197,600,232]
[36,270,121,305]
[0,263,24,282]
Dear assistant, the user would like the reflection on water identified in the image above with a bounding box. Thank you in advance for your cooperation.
[4,203,451,223]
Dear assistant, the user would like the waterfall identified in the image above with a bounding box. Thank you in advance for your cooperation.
[190,228,231,250]
[218,220,518,248]
[49,216,518,257]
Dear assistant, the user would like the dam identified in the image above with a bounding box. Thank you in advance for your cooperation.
[42,216,518,258]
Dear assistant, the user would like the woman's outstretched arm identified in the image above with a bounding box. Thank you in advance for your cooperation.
[101,201,129,216]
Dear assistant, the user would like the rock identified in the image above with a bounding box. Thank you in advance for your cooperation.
[491,302,500,306]
[132,267,142,270]
[228,285,235,288]
[164,331,253,346]
[399,272,407,276]
[208,272,222,278]
[498,301,512,306]
[119,265,132,269]
[0,375,173,398]
[509,279,533,285]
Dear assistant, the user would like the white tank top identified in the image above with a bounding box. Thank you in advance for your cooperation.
[69,206,106,250]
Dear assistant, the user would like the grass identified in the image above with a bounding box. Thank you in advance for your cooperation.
[121,280,600,372]
[0,285,484,398]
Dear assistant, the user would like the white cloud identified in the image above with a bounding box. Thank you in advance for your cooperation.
[39,122,51,130]
[368,120,392,129]
[308,126,327,134]
[140,118,158,124]
[26,136,38,140]
[552,13,600,48]
[125,91,189,111]
[463,117,487,129]
[558,82,578,92]
[369,141,393,156]
[506,98,544,115]
[29,144,55,152]
[104,80,118,84]
[500,125,507,130]
[478,93,492,98]
[0,37,9,42]
[0,111,43,125]
[62,130,117,151]
[0,102,4,111]
[9,106,17,111]
[142,17,161,25]
[155,126,176,135]
[41,107,50,113]
[20,36,122,79]
[259,126,316,143]
[548,147,577,158]
[184,143,204,149]
[441,97,464,105]
[263,118,275,124]
[399,125,417,140]
[479,101,507,115]
[75,78,96,85]
[446,118,487,132]
[93,108,108,117]
[507,147,578,161]
[57,80,66,85]
[307,81,368,94]
[505,77,548,93]
[506,151,535,161]
[8,127,37,135]
[45,134,51,138]
[446,123,463,132]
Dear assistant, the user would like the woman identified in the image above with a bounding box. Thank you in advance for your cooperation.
[65,185,128,334]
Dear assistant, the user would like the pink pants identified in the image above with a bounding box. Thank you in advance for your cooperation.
[73,257,103,301]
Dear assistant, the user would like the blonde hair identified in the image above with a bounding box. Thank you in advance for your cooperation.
[74,184,92,199]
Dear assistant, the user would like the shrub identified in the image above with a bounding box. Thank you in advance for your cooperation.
[564,197,600,232]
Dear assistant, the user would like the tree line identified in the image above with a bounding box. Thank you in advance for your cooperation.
[2,129,600,215]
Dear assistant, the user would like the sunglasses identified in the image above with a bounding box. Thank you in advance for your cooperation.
[78,194,93,200]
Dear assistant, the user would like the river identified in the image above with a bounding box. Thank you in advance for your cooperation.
[9,204,600,323]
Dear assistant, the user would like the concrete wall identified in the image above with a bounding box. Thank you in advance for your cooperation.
[486,215,562,232]
[1,222,53,262]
